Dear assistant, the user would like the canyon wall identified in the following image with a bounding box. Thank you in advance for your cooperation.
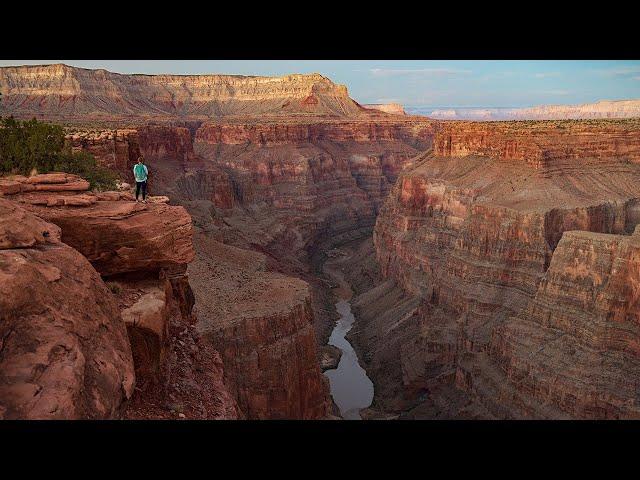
[432,120,640,167]
[191,119,434,256]
[364,119,640,418]
[67,124,195,178]
[189,236,331,419]
[196,120,432,145]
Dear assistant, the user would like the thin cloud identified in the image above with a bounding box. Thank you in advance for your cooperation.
[369,68,472,77]
[595,65,640,77]
[534,72,561,78]
[480,71,517,81]
[540,89,570,96]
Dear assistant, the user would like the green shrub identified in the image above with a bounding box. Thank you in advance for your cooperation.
[52,148,118,191]
[0,116,117,191]
[106,282,122,295]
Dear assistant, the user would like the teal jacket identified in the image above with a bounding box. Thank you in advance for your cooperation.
[133,163,148,182]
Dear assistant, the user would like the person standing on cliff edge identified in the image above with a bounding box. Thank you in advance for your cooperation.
[133,157,149,203]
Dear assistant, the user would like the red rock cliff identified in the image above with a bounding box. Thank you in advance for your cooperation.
[0,174,239,419]
[0,64,365,120]
[432,120,640,168]
[367,119,640,418]
[188,236,331,419]
[196,120,433,145]
[0,199,135,419]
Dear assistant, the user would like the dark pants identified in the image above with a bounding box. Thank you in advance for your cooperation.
[135,181,147,200]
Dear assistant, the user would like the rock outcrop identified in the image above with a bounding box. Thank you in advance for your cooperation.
[361,119,640,418]
[0,173,239,419]
[0,199,135,419]
[188,235,331,419]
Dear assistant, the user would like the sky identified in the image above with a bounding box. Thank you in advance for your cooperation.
[2,60,640,108]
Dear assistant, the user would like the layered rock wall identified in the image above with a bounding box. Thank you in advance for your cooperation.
[432,121,640,167]
[487,228,640,418]
[196,120,433,146]
[367,119,640,418]
[188,236,331,419]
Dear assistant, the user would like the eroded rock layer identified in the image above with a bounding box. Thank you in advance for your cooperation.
[364,119,640,418]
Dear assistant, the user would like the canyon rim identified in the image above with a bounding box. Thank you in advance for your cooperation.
[1,62,640,421]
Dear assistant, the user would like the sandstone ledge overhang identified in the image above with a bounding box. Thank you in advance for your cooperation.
[1,173,195,276]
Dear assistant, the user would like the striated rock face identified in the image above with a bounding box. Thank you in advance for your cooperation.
[138,125,195,162]
[187,119,434,265]
[364,119,640,419]
[67,128,141,177]
[0,64,366,120]
[0,173,239,419]
[432,120,640,167]
[67,125,195,178]
[489,228,640,419]
[188,235,331,419]
[0,199,135,419]
[196,119,432,145]
[426,99,640,121]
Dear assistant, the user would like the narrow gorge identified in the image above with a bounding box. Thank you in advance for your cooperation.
[2,64,640,420]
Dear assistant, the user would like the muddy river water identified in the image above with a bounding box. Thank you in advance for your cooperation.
[323,253,374,420]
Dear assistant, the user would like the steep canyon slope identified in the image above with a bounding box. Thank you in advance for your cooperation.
[358,119,640,419]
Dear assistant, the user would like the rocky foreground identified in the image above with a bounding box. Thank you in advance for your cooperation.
[0,174,243,419]
[0,169,345,419]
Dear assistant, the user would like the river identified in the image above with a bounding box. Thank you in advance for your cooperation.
[322,252,374,420]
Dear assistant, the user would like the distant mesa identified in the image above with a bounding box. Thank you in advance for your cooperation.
[362,103,406,115]
[409,99,640,121]
[0,63,371,121]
